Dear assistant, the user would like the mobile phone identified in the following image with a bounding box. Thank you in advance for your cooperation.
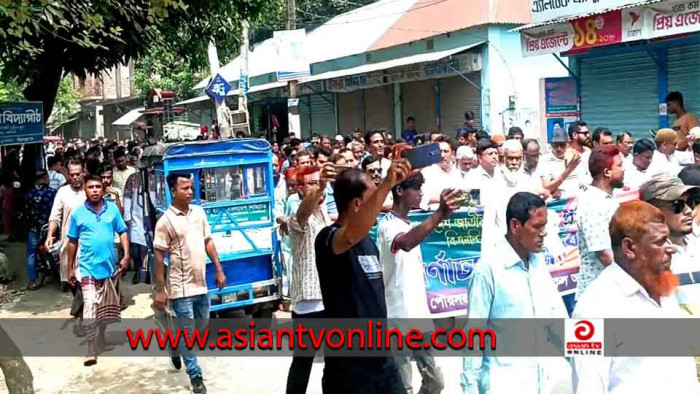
[401,143,441,169]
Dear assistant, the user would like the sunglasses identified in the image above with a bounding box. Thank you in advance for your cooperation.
[668,196,700,214]
[366,168,381,174]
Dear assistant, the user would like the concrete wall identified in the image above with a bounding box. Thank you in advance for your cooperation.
[483,25,569,136]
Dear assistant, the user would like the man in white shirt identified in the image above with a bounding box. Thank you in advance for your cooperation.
[573,201,699,394]
[623,139,655,190]
[456,145,475,180]
[641,173,700,315]
[482,140,549,248]
[522,139,545,183]
[647,128,683,177]
[286,164,333,393]
[112,150,137,195]
[540,126,585,197]
[466,138,500,193]
[616,131,634,164]
[377,173,460,394]
[462,192,570,394]
[575,146,625,301]
[365,130,391,177]
[420,136,463,209]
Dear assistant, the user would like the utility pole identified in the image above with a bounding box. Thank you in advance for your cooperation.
[207,40,232,138]
[239,20,251,136]
[286,0,300,140]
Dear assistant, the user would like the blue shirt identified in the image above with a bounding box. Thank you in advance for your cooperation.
[461,237,568,394]
[67,200,127,280]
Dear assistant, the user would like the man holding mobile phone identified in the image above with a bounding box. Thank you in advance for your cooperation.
[420,136,462,210]
[377,172,461,394]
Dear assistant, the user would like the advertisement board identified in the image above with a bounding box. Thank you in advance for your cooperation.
[0,102,44,146]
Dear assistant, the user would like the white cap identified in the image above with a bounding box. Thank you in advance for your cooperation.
[689,126,700,139]
[456,146,475,160]
[335,134,344,141]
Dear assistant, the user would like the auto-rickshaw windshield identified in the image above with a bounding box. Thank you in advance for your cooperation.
[199,165,267,203]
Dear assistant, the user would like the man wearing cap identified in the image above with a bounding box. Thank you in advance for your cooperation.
[540,126,584,197]
[647,128,683,177]
[641,173,700,315]
[456,145,475,180]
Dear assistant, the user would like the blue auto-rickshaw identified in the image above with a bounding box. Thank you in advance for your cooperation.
[140,139,281,313]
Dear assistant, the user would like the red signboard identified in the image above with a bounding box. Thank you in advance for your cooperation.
[570,10,624,52]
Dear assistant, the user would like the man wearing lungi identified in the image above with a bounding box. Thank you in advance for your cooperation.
[67,174,129,366]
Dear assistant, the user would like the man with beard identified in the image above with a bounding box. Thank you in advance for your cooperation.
[462,192,569,394]
[623,139,655,190]
[420,136,462,209]
[112,150,136,195]
[567,121,591,154]
[482,140,550,248]
[641,174,700,315]
[575,146,625,301]
[573,201,699,393]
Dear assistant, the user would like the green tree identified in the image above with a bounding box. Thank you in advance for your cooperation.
[0,0,266,116]
[47,77,81,131]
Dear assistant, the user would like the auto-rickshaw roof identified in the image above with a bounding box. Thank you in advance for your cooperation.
[140,138,271,167]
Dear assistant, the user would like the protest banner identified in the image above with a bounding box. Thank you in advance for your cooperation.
[374,189,639,317]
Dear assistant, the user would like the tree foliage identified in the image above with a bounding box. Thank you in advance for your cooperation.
[47,77,81,131]
[0,0,268,115]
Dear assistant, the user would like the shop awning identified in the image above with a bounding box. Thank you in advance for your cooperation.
[112,107,144,126]
[248,81,287,94]
[299,42,484,84]
[175,95,210,106]
[175,90,240,106]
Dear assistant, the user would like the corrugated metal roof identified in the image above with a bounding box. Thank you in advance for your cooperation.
[112,107,144,126]
[370,0,532,51]
[511,0,664,32]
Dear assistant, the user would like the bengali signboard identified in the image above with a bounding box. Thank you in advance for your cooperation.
[645,0,700,38]
[0,102,44,146]
[524,0,700,56]
[522,24,575,56]
[325,54,472,93]
[531,0,652,24]
[543,77,580,142]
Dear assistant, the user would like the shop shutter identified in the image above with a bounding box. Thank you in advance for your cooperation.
[309,93,336,136]
[580,51,658,141]
[402,80,436,133]
[439,72,481,135]
[337,90,364,134]
[364,85,394,132]
[667,44,700,116]
[298,96,311,139]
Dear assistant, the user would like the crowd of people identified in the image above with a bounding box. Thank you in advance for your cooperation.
[272,94,700,393]
[1,90,699,393]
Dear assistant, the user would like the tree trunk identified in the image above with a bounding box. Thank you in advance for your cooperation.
[20,44,64,189]
[0,326,33,393]
[0,358,34,394]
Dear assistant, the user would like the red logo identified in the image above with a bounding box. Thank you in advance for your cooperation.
[565,319,604,356]
[629,12,641,27]
[574,320,594,341]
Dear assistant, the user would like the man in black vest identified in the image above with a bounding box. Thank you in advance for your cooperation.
[315,160,412,394]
